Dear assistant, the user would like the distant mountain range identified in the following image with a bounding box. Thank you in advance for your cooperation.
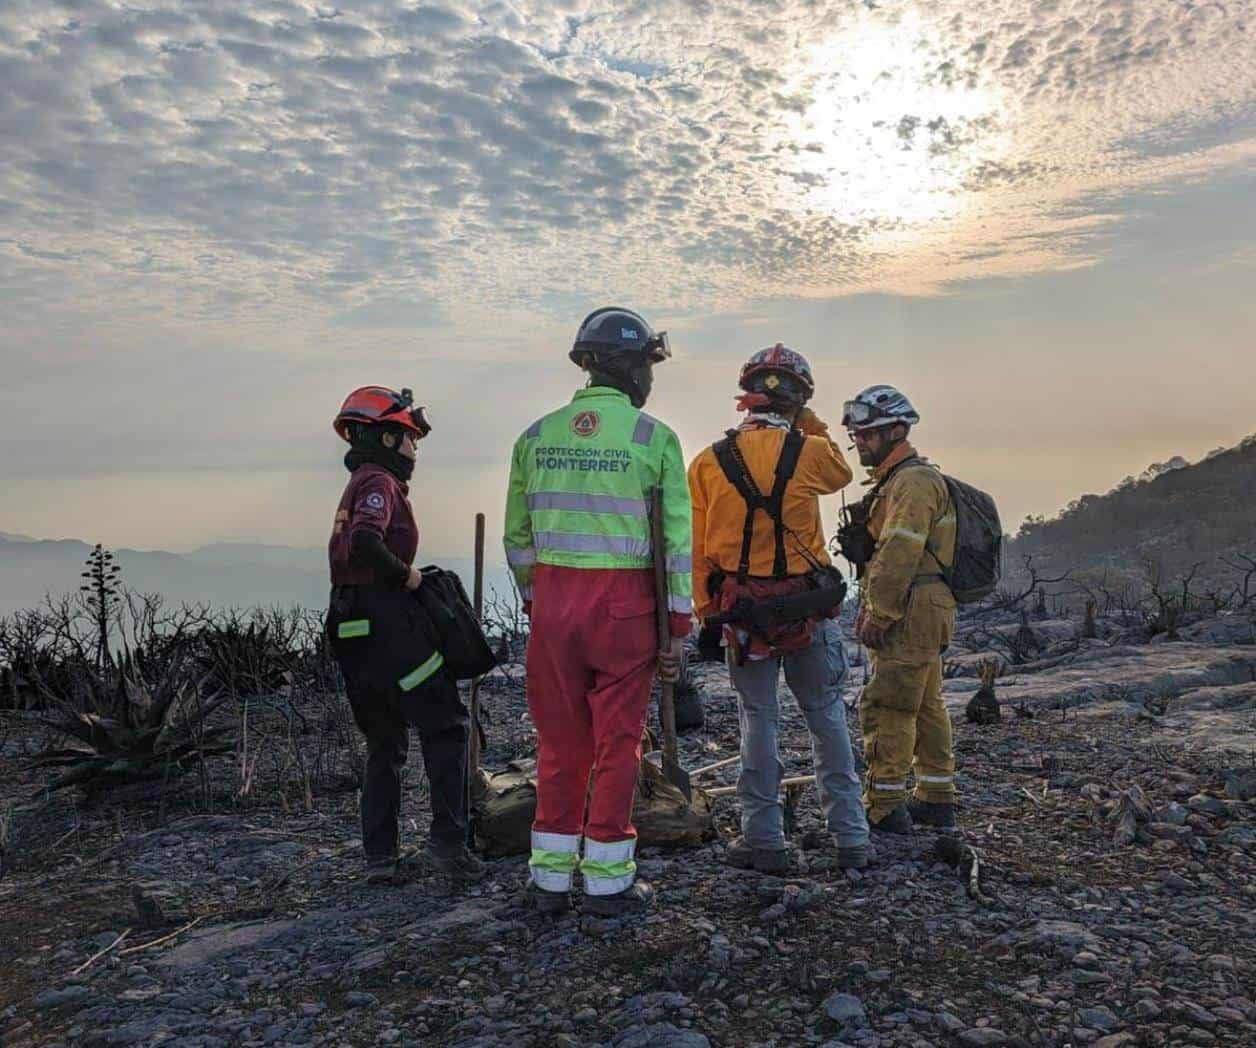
[1006,433,1256,593]
[0,536,512,617]
[8,431,1252,617]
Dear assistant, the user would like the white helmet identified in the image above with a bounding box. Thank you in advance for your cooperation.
[841,385,920,431]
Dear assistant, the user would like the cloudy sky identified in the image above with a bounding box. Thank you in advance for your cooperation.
[2,0,1253,562]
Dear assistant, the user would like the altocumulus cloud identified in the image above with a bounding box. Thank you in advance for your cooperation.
[0,0,1253,337]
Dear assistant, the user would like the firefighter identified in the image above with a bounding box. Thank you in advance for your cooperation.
[504,307,692,917]
[689,344,871,872]
[326,386,484,884]
[842,385,958,833]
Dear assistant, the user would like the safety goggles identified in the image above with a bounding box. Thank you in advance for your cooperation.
[392,389,432,439]
[643,330,671,361]
[841,400,893,430]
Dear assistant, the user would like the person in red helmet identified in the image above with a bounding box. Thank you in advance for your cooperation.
[689,345,870,873]
[326,386,483,886]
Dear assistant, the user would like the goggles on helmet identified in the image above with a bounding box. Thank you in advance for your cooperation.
[642,330,670,362]
[841,400,896,430]
[392,389,432,438]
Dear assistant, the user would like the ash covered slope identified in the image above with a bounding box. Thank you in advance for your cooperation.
[1007,434,1256,588]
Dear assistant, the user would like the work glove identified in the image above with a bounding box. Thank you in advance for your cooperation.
[658,637,685,683]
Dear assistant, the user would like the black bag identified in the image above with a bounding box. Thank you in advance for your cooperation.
[414,566,498,680]
[940,476,1003,604]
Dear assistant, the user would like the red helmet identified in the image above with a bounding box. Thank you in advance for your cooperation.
[333,386,432,443]
[739,343,815,402]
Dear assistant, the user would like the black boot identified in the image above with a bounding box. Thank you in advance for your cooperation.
[724,836,789,874]
[423,838,485,883]
[870,805,914,835]
[522,880,572,916]
[908,799,957,829]
[365,855,402,886]
[584,881,654,917]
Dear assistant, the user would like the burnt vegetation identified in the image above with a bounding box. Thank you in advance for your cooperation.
[1,495,1254,1047]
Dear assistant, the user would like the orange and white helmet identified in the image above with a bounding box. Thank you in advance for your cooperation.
[333,386,432,443]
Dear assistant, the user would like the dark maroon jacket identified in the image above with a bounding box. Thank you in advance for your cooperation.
[328,464,419,586]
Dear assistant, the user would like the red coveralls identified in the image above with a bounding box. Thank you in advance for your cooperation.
[527,566,676,844]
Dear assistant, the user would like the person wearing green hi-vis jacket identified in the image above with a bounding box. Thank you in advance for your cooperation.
[504,307,693,919]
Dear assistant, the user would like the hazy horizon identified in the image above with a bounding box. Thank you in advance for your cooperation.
[3,1,1253,561]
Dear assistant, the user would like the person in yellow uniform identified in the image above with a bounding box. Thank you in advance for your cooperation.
[840,385,958,834]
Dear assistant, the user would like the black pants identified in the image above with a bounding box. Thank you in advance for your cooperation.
[329,587,469,860]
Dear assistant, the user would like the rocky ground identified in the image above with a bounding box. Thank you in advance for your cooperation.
[1,608,1254,1047]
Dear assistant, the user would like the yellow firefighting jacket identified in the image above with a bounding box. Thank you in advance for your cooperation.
[863,441,956,642]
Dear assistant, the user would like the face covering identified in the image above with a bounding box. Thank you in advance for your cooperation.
[344,426,415,483]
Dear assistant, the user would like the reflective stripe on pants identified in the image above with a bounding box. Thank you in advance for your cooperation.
[581,837,637,896]
[529,830,580,892]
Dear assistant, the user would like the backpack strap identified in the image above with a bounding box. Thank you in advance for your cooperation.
[711,428,806,582]
[867,456,949,573]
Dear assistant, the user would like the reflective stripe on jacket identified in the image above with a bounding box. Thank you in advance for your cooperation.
[863,441,956,630]
[503,387,693,616]
[687,409,853,622]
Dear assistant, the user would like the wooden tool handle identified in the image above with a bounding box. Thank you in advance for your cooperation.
[649,487,679,766]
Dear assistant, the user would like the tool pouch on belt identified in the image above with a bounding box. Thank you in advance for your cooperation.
[716,574,816,659]
[414,566,498,681]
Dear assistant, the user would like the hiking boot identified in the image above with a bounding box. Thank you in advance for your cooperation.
[423,838,486,883]
[724,836,790,874]
[583,880,654,917]
[836,841,876,869]
[908,799,957,829]
[869,805,914,835]
[522,880,572,916]
[364,856,401,885]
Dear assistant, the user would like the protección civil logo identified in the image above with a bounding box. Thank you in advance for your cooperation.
[570,410,601,438]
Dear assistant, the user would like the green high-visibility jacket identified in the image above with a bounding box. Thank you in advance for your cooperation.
[503,387,693,616]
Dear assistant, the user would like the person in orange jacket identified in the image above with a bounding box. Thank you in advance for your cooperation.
[688,345,872,872]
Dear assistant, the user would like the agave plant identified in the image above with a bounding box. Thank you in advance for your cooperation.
[31,645,233,797]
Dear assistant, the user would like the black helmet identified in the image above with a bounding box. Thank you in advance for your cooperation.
[569,307,670,366]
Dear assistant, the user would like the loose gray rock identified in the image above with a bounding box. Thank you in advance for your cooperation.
[823,993,867,1025]
[958,1030,1008,1046]
[35,986,93,1009]
[611,1023,710,1048]
[1078,1006,1119,1031]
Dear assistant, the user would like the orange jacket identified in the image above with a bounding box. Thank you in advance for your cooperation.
[687,409,853,620]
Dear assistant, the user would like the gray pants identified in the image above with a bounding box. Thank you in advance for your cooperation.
[728,619,869,849]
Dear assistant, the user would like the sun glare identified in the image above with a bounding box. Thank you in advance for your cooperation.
[778,10,1007,231]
